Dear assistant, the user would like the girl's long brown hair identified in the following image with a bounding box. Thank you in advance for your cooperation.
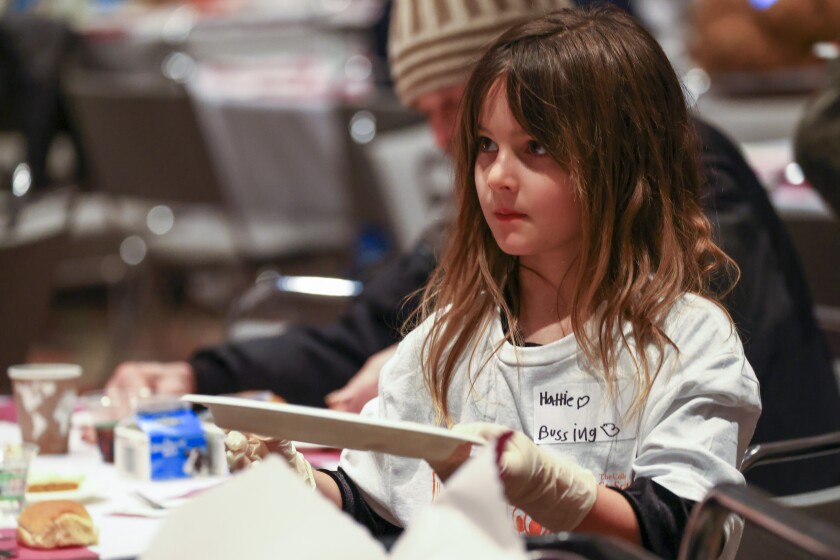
[411,6,737,425]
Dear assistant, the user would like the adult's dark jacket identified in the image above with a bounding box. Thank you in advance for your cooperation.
[193,117,840,496]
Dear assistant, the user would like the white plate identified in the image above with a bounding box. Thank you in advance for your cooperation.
[182,394,485,462]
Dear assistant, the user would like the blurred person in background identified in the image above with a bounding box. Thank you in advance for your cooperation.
[107,0,840,496]
[795,47,840,218]
[691,0,840,78]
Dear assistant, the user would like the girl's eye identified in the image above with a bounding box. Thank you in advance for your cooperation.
[527,140,547,155]
[478,136,497,152]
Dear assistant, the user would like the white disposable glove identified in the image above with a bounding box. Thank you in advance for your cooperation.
[452,423,598,532]
[224,430,316,489]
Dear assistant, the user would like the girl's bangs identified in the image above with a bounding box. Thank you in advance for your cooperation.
[504,53,575,170]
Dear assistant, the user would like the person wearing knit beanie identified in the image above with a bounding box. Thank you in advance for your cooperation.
[389,0,572,106]
[388,0,571,150]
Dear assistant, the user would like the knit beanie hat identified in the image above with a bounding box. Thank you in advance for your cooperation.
[389,0,572,106]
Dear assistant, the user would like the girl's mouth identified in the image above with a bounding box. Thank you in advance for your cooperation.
[495,210,526,221]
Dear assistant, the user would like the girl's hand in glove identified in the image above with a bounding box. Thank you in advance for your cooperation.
[447,423,598,533]
[224,430,316,489]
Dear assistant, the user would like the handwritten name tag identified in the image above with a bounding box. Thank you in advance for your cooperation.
[533,381,638,444]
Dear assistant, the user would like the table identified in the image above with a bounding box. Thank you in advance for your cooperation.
[0,406,667,560]
[0,411,341,559]
[0,420,225,559]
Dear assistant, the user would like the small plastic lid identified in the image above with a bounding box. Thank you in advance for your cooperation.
[8,364,82,381]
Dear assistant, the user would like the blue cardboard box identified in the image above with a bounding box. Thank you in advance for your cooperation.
[115,407,211,480]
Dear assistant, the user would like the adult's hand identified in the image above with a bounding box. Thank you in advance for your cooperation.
[106,361,197,395]
[325,345,397,412]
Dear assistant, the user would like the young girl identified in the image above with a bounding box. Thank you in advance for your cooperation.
[232,6,761,557]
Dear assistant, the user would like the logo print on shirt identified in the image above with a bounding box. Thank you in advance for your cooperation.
[512,508,549,537]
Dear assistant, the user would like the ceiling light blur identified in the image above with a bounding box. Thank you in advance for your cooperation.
[277,276,362,297]
[11,163,31,197]
[162,52,196,83]
[147,205,175,235]
[813,42,840,60]
[345,55,373,82]
[350,111,376,144]
[120,235,147,266]
[784,162,805,186]
[749,0,779,9]
[162,5,195,43]
[682,67,711,103]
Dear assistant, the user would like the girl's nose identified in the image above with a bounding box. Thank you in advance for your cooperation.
[486,152,518,192]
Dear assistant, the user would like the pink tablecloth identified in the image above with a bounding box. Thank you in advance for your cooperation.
[300,447,341,470]
[0,397,16,423]
[0,528,98,559]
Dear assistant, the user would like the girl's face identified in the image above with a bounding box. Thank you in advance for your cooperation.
[474,82,582,268]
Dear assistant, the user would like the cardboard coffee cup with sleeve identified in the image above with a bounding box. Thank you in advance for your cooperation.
[9,364,81,455]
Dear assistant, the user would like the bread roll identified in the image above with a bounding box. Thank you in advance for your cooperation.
[17,500,98,549]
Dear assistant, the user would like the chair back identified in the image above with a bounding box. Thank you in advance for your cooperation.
[526,534,660,560]
[679,483,840,560]
[63,64,225,206]
[733,432,840,559]
[62,62,243,269]
[0,188,72,393]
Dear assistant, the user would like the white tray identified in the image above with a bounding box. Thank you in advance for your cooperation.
[182,394,484,462]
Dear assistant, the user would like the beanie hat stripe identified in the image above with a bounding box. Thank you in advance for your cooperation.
[464,0,482,17]
[395,55,474,98]
[391,20,521,78]
[395,68,470,106]
[389,0,571,106]
[410,0,422,34]
[434,0,453,25]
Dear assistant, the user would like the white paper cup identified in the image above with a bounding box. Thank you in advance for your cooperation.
[9,364,82,455]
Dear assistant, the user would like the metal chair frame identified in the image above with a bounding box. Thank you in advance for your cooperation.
[679,483,840,560]
[741,431,840,473]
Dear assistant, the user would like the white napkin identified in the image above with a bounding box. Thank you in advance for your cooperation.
[142,445,528,560]
[390,444,528,560]
[141,455,385,560]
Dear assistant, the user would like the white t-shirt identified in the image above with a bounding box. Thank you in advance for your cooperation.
[340,293,761,537]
